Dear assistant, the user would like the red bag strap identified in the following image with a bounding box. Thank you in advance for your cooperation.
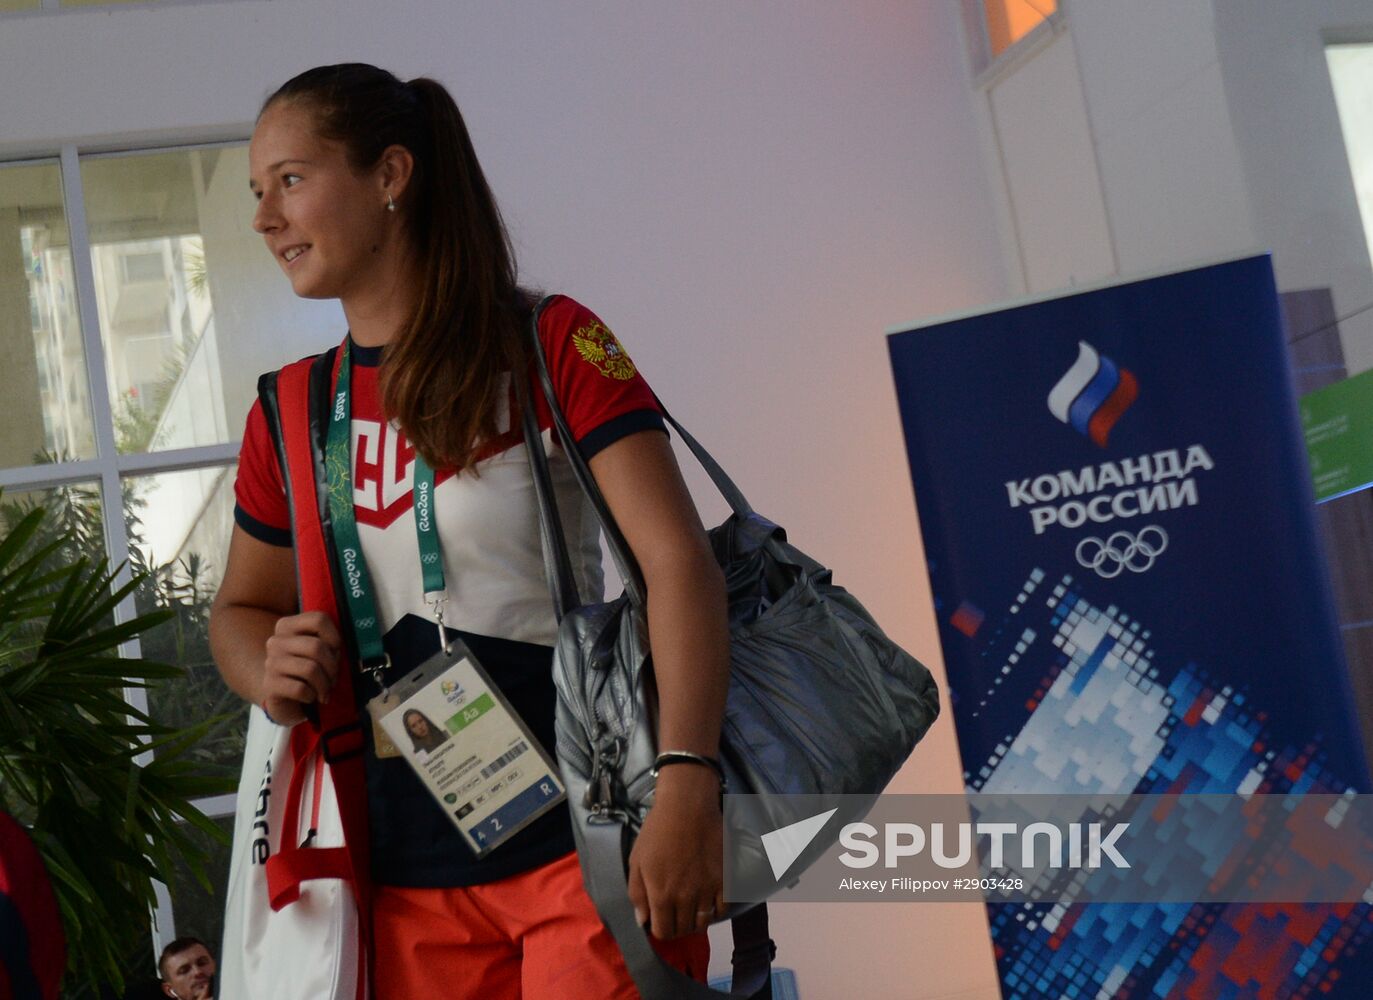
[266,845,355,911]
[275,729,319,849]
[268,725,323,864]
[308,747,327,833]
[266,352,374,962]
[264,732,346,911]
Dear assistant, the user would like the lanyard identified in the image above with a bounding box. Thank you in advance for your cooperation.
[325,341,450,687]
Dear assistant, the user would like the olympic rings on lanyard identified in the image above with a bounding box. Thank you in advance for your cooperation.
[1075,526,1168,579]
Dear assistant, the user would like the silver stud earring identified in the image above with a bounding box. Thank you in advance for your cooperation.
[386,193,396,213]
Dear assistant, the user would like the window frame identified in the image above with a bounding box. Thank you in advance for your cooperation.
[963,0,1066,87]
[2,0,262,18]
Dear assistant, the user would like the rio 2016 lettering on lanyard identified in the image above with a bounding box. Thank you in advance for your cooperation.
[325,342,445,673]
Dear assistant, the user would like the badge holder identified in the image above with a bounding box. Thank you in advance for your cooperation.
[368,635,566,856]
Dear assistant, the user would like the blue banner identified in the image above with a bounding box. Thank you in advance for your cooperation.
[888,256,1373,999]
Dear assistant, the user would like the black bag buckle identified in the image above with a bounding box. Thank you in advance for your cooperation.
[321,719,366,763]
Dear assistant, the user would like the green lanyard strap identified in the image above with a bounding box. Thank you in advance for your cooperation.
[326,341,449,685]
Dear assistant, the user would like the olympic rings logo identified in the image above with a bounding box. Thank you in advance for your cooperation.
[1074,526,1168,578]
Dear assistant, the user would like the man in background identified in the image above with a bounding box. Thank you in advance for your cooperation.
[158,936,215,1000]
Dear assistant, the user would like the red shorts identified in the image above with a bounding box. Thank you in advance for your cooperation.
[371,850,710,999]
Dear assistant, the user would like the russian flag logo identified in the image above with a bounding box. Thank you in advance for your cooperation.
[1047,342,1139,448]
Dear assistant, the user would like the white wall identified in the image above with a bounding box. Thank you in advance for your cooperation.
[1068,0,1258,280]
[0,2,1010,997]
[985,28,1117,294]
[1213,0,1373,375]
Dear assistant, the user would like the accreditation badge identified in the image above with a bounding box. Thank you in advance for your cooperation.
[368,638,566,856]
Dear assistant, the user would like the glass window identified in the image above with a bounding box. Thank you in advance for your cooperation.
[123,464,246,778]
[0,161,97,466]
[1328,44,1373,277]
[162,813,235,952]
[0,480,106,574]
[984,0,1057,60]
[81,146,321,455]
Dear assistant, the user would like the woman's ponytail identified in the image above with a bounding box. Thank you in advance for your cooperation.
[378,75,526,470]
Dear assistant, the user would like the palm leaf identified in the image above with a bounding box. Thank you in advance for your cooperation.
[0,493,237,995]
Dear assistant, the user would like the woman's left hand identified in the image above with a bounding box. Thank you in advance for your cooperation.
[587,428,730,939]
[627,763,724,940]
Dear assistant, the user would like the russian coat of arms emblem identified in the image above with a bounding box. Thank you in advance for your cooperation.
[572,321,637,381]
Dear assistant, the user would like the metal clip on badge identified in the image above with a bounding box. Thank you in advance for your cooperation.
[428,592,453,656]
[362,652,393,698]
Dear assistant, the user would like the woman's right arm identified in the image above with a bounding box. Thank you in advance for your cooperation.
[210,525,341,727]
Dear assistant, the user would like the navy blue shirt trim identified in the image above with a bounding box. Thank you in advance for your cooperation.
[234,504,293,547]
[348,336,383,367]
[577,408,667,461]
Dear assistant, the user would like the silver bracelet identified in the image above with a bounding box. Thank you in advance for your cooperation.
[651,750,727,790]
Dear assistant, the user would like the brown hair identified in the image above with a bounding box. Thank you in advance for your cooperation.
[402,708,448,753]
[261,63,530,470]
[158,935,209,979]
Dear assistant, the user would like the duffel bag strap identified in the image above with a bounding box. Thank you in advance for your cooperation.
[581,821,774,999]
[522,297,800,610]
[514,359,580,621]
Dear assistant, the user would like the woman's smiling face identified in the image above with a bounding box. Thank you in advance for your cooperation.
[248,101,390,301]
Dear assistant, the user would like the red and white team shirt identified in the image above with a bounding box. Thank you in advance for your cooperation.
[233,295,665,646]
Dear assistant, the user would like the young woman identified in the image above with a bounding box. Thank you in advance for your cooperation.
[209,63,731,998]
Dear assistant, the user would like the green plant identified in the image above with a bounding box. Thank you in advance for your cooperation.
[183,241,209,299]
[111,334,200,456]
[111,387,161,455]
[3,461,247,792]
[0,499,234,995]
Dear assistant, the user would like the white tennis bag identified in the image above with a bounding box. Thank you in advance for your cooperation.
[219,708,368,1000]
